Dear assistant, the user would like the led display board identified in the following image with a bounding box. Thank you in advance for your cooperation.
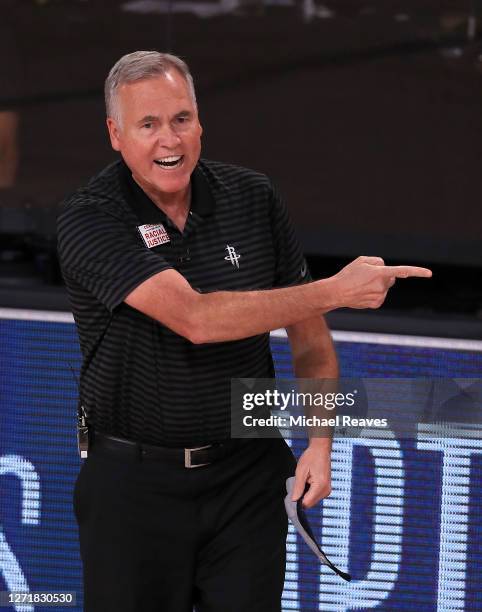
[1,310,481,611]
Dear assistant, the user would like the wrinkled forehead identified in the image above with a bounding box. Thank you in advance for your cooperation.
[115,71,196,122]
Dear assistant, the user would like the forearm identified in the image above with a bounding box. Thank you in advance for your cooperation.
[291,348,335,506]
[191,279,338,344]
[289,319,338,451]
[292,345,339,380]
[299,370,336,453]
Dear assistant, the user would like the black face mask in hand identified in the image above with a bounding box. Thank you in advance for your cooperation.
[284,477,352,582]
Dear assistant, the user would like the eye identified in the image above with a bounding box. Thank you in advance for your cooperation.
[142,122,153,129]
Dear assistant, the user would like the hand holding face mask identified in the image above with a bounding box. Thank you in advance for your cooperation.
[284,477,352,582]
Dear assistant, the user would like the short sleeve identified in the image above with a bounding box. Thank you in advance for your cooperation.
[269,185,312,288]
[57,203,172,312]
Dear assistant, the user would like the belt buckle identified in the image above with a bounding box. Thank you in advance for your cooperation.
[184,445,212,468]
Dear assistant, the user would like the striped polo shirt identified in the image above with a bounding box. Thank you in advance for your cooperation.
[57,158,309,447]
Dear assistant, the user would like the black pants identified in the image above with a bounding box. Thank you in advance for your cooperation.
[74,436,296,612]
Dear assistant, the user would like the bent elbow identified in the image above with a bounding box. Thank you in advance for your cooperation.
[179,299,211,345]
[162,289,222,344]
[184,318,211,345]
[186,328,207,345]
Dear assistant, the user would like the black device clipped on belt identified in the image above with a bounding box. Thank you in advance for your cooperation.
[77,404,89,459]
[68,362,89,459]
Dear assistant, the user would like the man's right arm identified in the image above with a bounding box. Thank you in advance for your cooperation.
[125,256,432,344]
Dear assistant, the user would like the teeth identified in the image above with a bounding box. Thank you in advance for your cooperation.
[155,155,182,165]
[154,155,184,169]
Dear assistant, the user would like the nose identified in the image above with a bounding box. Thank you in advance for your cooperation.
[157,123,181,149]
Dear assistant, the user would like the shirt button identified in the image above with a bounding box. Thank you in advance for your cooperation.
[179,248,191,263]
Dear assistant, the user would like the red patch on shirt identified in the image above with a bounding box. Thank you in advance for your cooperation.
[137,223,170,249]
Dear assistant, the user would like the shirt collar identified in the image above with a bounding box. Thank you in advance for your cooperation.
[119,159,216,225]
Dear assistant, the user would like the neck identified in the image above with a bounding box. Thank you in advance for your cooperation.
[132,174,191,231]
[133,173,189,208]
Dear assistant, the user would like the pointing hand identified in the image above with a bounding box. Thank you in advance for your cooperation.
[330,256,432,310]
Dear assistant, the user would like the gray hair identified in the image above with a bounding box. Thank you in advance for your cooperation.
[104,50,197,124]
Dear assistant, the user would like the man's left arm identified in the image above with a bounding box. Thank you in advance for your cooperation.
[286,314,338,508]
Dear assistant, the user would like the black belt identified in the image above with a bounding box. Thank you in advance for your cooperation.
[91,431,252,468]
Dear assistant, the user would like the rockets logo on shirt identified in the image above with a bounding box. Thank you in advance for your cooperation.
[137,223,170,248]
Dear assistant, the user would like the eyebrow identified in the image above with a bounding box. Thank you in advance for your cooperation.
[137,115,158,125]
[136,110,193,126]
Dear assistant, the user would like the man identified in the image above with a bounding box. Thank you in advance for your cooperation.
[57,51,431,612]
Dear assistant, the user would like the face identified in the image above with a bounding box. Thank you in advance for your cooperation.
[106,70,202,201]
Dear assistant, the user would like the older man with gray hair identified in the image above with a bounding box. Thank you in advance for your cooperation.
[57,50,431,612]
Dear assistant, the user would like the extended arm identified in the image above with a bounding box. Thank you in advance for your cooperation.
[125,256,432,344]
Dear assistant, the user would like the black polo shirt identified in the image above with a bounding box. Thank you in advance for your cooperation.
[57,158,310,447]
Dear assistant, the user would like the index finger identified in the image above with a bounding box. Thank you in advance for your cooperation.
[301,484,325,508]
[384,265,432,279]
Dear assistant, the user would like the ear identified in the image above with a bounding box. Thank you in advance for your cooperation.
[106,117,122,152]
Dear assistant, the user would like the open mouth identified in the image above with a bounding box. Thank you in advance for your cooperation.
[154,155,184,169]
